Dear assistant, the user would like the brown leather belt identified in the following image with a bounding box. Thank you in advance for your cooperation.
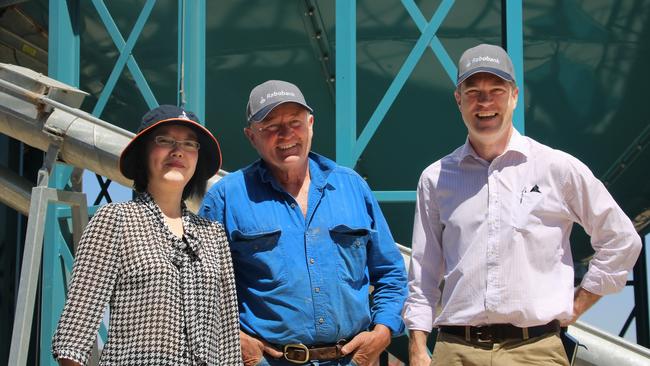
[282,340,347,364]
[439,320,560,344]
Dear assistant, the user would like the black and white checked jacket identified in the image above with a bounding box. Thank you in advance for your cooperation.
[52,193,242,365]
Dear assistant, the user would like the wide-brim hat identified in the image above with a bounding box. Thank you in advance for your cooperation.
[119,104,222,180]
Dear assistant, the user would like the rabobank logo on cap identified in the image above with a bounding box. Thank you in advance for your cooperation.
[261,90,296,105]
[472,56,500,64]
[456,44,515,85]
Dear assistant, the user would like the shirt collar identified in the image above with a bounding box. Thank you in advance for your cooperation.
[457,128,530,165]
[255,152,336,192]
[506,128,529,157]
[135,192,201,257]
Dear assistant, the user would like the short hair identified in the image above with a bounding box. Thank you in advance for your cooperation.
[132,132,210,201]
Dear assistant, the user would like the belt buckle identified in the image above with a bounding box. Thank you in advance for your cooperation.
[284,343,310,364]
[475,328,493,343]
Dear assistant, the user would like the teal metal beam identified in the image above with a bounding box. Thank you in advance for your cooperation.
[45,2,80,365]
[353,0,455,165]
[334,0,525,204]
[179,0,206,121]
[505,0,525,134]
[92,0,157,117]
[90,0,158,110]
[335,0,457,169]
[335,0,357,168]
[402,0,457,83]
[373,191,417,202]
[49,0,79,86]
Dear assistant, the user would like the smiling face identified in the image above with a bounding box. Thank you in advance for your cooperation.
[146,124,199,191]
[244,102,313,176]
[454,72,518,149]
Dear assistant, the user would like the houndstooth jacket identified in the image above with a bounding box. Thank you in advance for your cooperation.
[51,193,242,365]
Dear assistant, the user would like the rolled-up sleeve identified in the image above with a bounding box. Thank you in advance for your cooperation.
[403,170,445,332]
[563,156,642,296]
[365,185,408,335]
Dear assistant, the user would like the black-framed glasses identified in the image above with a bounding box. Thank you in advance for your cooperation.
[154,135,200,152]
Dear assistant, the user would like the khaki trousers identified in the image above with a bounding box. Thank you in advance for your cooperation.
[431,331,570,366]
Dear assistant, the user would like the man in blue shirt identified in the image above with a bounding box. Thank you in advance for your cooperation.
[199,80,407,366]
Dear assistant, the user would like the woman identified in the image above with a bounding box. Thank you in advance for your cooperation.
[51,105,241,365]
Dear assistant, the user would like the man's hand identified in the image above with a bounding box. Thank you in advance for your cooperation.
[408,329,431,366]
[561,287,602,326]
[340,324,391,366]
[240,330,283,366]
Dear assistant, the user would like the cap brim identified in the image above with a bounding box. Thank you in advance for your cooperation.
[119,117,222,180]
[249,100,313,123]
[456,67,515,86]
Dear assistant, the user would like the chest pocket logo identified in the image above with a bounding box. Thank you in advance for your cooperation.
[329,224,373,288]
[230,229,286,286]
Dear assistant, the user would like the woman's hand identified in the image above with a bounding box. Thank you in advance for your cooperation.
[58,358,82,366]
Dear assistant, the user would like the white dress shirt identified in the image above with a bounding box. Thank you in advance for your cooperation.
[403,130,642,331]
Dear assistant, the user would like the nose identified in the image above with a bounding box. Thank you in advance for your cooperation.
[276,123,293,137]
[170,145,183,156]
[477,91,492,104]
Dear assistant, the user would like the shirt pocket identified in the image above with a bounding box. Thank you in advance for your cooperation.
[511,192,544,231]
[329,224,372,288]
[230,228,287,286]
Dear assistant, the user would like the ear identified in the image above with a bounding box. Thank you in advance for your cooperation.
[307,114,314,128]
[454,89,462,108]
[511,86,519,109]
[243,127,256,147]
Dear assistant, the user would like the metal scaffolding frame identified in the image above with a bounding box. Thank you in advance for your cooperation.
[334,0,526,203]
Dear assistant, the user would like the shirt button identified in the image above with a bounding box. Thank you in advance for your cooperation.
[314,287,320,293]
[309,258,315,264]
[318,317,324,324]
[290,203,296,208]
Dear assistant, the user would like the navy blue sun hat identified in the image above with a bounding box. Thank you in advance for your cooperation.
[119,104,222,179]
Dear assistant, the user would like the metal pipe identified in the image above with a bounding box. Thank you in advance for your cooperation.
[0,164,31,215]
[0,63,226,211]
[0,77,131,138]
[571,321,650,366]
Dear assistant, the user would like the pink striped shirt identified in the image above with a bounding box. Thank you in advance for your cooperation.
[403,130,641,330]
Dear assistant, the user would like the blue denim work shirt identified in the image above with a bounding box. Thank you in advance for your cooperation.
[199,153,407,345]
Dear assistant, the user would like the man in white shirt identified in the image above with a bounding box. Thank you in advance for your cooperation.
[403,44,642,366]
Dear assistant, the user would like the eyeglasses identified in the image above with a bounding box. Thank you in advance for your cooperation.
[253,119,306,134]
[154,135,200,152]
